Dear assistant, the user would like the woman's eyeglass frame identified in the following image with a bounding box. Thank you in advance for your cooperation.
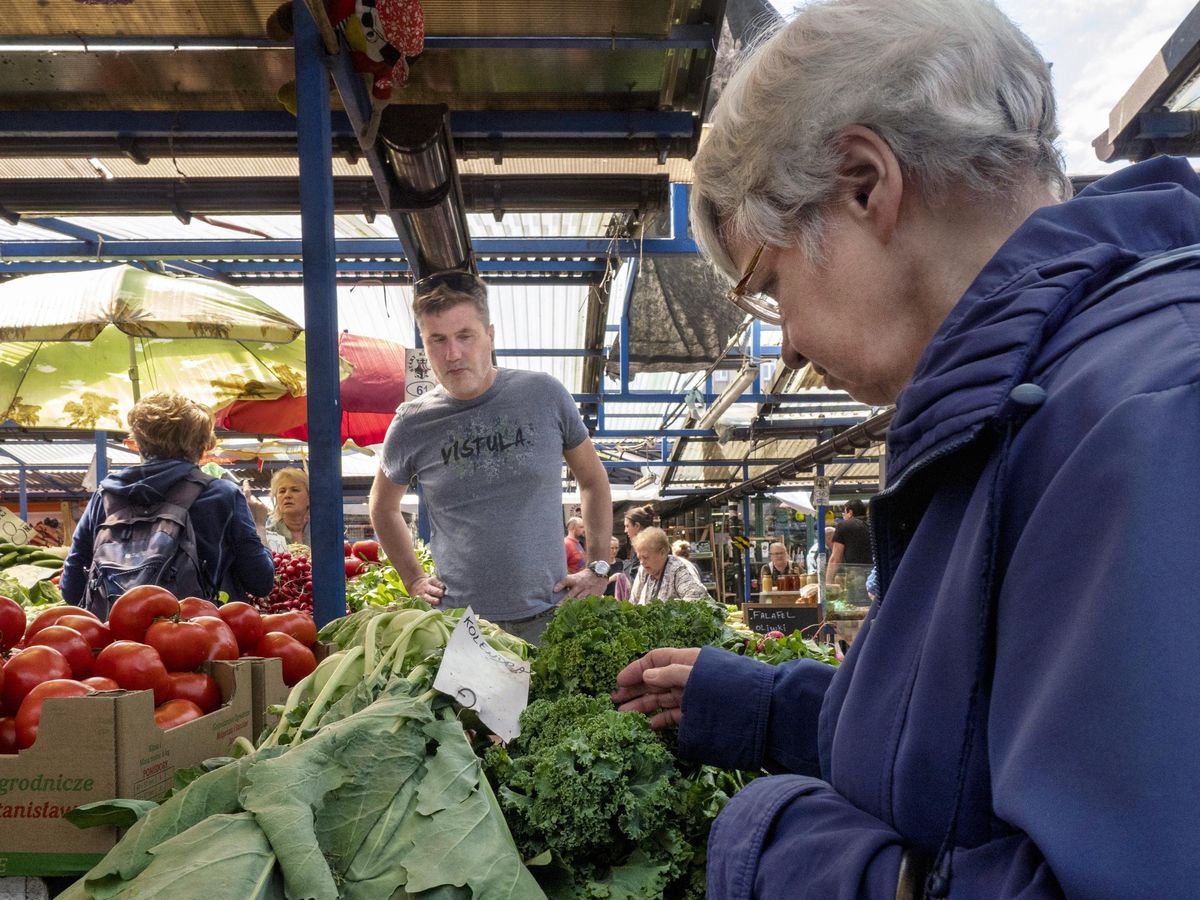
[725,242,783,325]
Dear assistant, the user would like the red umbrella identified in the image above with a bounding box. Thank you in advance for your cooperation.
[216,333,405,445]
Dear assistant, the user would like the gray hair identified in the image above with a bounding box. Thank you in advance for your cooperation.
[691,0,1070,277]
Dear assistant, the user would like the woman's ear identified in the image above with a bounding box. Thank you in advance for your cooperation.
[836,125,903,243]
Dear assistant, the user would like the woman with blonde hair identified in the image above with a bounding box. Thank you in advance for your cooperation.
[268,467,311,546]
[62,392,274,614]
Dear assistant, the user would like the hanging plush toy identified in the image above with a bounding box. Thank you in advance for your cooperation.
[267,0,425,142]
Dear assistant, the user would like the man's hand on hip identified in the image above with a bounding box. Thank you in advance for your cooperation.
[553,569,609,600]
[409,574,446,605]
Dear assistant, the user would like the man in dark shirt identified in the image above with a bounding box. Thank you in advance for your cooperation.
[826,499,872,601]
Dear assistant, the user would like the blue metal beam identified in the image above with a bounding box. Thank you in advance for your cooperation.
[495,349,602,357]
[24,218,226,280]
[573,391,856,404]
[0,26,714,52]
[295,1,346,627]
[601,459,799,468]
[0,110,695,141]
[0,236,697,260]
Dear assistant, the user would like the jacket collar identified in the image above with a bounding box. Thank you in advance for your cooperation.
[885,157,1200,480]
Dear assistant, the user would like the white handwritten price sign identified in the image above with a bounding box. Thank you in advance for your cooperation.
[0,507,34,545]
[433,607,531,742]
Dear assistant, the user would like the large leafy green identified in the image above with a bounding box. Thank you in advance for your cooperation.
[58,814,281,900]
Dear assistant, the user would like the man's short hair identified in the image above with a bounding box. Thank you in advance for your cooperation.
[845,499,867,517]
[412,270,490,327]
[566,516,583,531]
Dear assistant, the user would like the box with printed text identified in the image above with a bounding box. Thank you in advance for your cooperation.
[0,660,251,879]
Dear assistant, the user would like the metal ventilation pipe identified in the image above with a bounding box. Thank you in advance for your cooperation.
[377,104,474,276]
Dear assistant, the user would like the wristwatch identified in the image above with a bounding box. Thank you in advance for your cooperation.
[585,560,611,577]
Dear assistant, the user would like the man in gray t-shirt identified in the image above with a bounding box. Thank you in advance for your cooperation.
[369,271,612,643]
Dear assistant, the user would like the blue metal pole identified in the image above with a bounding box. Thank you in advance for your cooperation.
[94,431,107,484]
[741,465,753,604]
[17,465,27,521]
[618,258,639,392]
[294,0,346,627]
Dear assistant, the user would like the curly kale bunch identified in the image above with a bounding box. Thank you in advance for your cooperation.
[485,694,724,899]
[530,596,728,703]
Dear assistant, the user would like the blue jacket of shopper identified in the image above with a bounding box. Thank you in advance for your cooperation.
[681,156,1200,898]
[62,458,275,607]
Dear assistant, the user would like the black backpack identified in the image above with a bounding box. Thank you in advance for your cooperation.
[83,468,216,618]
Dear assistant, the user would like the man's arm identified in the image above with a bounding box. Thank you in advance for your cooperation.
[825,541,846,582]
[368,469,444,603]
[555,437,612,598]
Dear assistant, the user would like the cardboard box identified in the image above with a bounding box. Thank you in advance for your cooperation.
[0,661,252,879]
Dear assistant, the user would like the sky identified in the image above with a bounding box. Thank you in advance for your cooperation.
[766,0,1197,174]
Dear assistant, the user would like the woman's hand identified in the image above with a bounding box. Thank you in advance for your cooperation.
[242,480,270,528]
[611,647,701,729]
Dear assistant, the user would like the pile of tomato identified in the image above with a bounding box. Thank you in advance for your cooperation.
[0,586,320,754]
[344,539,381,579]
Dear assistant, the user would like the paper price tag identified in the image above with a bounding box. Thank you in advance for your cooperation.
[0,507,34,546]
[433,607,531,743]
[405,348,436,401]
[812,476,831,506]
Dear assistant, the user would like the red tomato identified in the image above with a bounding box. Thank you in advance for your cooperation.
[153,699,204,730]
[15,679,95,749]
[56,615,114,652]
[254,632,317,686]
[2,646,73,713]
[82,676,121,691]
[344,540,353,557]
[0,716,16,754]
[27,626,94,679]
[164,672,221,714]
[144,620,212,672]
[107,586,180,642]
[0,596,25,652]
[216,602,264,654]
[260,612,318,648]
[352,540,380,563]
[190,616,239,661]
[24,605,97,644]
[178,597,221,620]
[94,641,170,705]
[345,557,367,579]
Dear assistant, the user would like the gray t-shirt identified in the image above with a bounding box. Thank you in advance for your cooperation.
[380,368,589,620]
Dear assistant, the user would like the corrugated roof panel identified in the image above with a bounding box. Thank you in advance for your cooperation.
[468,212,612,238]
[0,441,140,467]
[457,158,693,182]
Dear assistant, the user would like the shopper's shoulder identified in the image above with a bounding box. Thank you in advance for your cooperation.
[501,367,565,394]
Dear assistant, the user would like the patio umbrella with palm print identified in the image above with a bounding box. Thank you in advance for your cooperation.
[0,265,320,431]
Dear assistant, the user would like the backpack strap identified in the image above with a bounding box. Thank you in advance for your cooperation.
[1089,242,1200,305]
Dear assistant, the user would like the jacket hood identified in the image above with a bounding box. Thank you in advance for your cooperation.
[886,156,1200,480]
[100,458,199,506]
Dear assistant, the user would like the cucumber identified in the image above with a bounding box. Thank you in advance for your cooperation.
[0,542,19,553]
[0,551,18,566]
[29,549,67,561]
[32,559,65,569]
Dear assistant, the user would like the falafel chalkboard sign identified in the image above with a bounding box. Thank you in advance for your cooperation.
[743,603,821,636]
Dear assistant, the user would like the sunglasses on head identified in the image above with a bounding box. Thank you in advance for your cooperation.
[413,269,485,296]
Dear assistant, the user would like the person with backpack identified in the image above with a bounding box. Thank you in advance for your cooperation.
[61,392,275,617]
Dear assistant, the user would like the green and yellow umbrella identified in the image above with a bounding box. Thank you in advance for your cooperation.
[0,265,317,431]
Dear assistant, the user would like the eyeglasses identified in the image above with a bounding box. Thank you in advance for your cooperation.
[413,269,485,296]
[726,242,783,325]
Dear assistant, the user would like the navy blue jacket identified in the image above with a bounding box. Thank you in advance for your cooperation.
[62,458,275,607]
[680,157,1200,898]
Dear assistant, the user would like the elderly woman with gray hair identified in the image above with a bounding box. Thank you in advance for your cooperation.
[628,527,709,604]
[612,0,1200,897]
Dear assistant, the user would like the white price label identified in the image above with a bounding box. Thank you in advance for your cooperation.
[812,476,831,506]
[433,607,531,743]
[0,507,35,546]
[405,348,436,401]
